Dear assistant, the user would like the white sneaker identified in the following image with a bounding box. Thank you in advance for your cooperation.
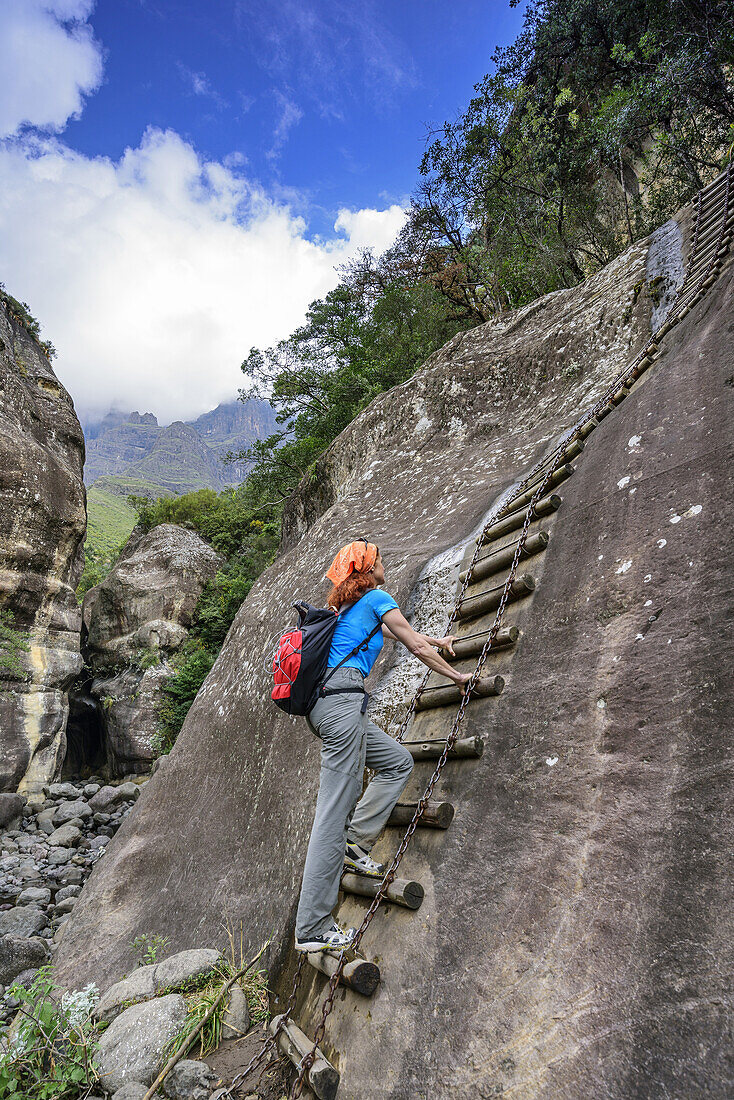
[344,841,385,878]
[294,921,356,954]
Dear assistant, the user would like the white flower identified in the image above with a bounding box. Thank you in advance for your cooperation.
[61,982,99,1030]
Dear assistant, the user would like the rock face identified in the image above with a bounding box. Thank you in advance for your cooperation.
[82,524,222,774]
[54,206,733,1099]
[0,297,86,795]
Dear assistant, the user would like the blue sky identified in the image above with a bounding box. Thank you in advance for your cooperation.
[0,0,526,422]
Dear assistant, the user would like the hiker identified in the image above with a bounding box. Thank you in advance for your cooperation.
[294,539,471,953]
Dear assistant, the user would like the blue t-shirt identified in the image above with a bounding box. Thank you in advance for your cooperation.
[327,589,399,676]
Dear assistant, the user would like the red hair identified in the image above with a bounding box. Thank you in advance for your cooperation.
[327,570,376,611]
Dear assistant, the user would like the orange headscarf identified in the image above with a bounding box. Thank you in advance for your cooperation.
[326,540,378,586]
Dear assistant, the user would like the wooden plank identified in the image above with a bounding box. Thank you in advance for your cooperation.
[269,1015,339,1100]
[404,736,484,761]
[341,873,424,910]
[387,800,455,829]
[501,464,574,518]
[415,675,504,711]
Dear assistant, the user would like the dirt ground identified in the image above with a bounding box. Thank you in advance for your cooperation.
[203,1025,293,1099]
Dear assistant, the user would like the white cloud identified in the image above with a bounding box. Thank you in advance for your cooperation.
[0,0,104,138]
[0,128,406,422]
[267,89,304,161]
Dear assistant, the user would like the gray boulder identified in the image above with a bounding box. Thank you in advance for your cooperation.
[48,782,81,798]
[111,1086,148,1100]
[0,907,47,937]
[95,993,187,1092]
[0,793,25,829]
[0,296,85,795]
[94,964,157,1024]
[46,823,82,847]
[17,886,51,906]
[221,981,250,1039]
[0,935,49,984]
[162,1059,217,1100]
[82,524,223,776]
[153,948,221,992]
[54,800,92,824]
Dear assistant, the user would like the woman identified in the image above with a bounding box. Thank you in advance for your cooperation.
[295,539,471,953]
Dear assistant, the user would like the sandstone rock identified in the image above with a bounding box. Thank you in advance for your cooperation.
[95,993,187,1092]
[46,823,82,848]
[0,794,25,829]
[162,1059,217,1100]
[0,298,85,795]
[0,934,49,984]
[94,964,157,1024]
[0,907,46,937]
[82,525,222,775]
[54,800,92,824]
[53,204,734,1099]
[153,948,221,992]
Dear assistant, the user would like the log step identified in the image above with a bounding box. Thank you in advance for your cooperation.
[404,735,485,761]
[441,625,519,661]
[270,1015,339,1100]
[461,531,548,583]
[416,675,504,711]
[307,950,380,996]
[502,464,574,517]
[387,799,455,829]
[481,494,561,544]
[341,873,424,910]
[457,574,536,621]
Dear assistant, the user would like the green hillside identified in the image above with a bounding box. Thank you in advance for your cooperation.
[80,486,139,596]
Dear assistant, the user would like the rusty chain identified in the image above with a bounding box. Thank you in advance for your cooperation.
[227,163,731,1098]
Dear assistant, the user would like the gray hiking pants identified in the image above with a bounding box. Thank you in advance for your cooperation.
[295,666,414,940]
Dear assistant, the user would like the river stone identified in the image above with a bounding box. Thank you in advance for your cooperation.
[0,907,47,937]
[54,800,92,824]
[46,824,82,848]
[0,935,49,984]
[0,794,25,829]
[37,808,56,834]
[55,884,81,902]
[94,964,158,1024]
[153,948,221,992]
[48,782,81,799]
[52,200,734,1098]
[95,993,187,1092]
[0,297,85,795]
[47,847,73,866]
[17,887,51,906]
[162,1059,217,1100]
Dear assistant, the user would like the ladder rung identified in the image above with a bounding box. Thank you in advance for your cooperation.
[270,1015,339,1100]
[404,736,484,761]
[415,675,504,711]
[457,574,535,621]
[307,951,380,996]
[341,873,424,910]
[387,799,455,829]
[441,625,519,662]
[481,494,561,544]
[502,463,574,518]
[461,531,548,583]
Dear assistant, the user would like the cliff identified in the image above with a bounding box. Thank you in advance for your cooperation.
[53,189,733,1098]
[0,298,86,794]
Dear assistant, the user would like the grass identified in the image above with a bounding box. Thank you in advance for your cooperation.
[85,486,138,560]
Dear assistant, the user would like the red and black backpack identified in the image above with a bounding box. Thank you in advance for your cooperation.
[270,598,380,716]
